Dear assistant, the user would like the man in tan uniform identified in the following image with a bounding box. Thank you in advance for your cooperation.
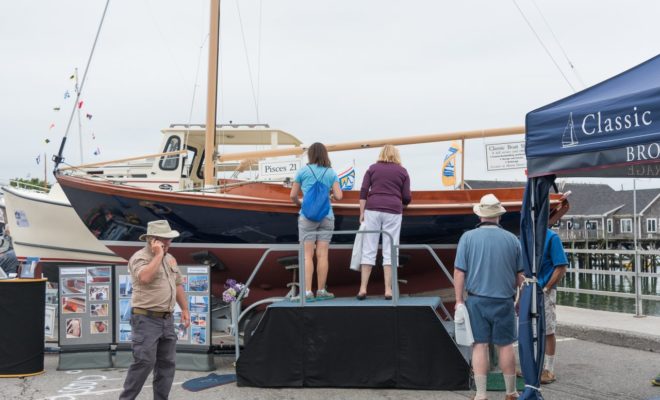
[120,220,190,400]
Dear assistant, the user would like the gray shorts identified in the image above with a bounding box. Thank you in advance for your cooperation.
[544,288,557,335]
[298,215,334,242]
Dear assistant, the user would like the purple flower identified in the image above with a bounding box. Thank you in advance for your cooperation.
[225,279,237,289]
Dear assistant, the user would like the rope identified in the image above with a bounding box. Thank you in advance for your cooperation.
[54,0,111,170]
[235,0,261,122]
[530,0,586,88]
[510,0,576,92]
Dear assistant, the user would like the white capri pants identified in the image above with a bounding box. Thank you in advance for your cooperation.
[360,209,402,266]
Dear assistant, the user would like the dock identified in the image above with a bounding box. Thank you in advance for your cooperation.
[1,305,658,400]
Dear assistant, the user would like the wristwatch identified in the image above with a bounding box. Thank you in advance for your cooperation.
[542,287,549,294]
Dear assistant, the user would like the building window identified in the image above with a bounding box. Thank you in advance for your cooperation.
[647,218,657,233]
[620,218,633,233]
[607,219,613,233]
[586,220,598,230]
[159,135,181,171]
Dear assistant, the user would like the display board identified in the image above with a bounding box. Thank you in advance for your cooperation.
[114,264,211,351]
[58,266,113,347]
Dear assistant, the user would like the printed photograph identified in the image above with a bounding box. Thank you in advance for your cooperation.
[173,303,182,320]
[90,320,109,334]
[119,324,132,342]
[87,266,111,283]
[191,313,207,327]
[89,285,109,301]
[90,303,109,317]
[119,275,133,297]
[60,277,85,295]
[174,322,188,341]
[181,275,188,291]
[65,318,82,339]
[191,326,206,345]
[119,299,132,322]
[44,306,55,338]
[61,296,86,314]
[189,295,209,313]
[188,275,209,292]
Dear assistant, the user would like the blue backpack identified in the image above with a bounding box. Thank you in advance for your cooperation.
[301,166,331,222]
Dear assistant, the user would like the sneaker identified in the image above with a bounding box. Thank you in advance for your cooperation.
[291,291,315,302]
[504,393,519,400]
[540,369,556,384]
[315,289,335,301]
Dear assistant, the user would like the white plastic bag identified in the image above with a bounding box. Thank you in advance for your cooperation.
[349,224,366,271]
[454,303,474,346]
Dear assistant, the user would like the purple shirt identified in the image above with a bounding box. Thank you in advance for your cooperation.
[360,162,411,214]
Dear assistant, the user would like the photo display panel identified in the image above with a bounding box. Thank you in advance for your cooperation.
[58,266,113,347]
[114,264,211,351]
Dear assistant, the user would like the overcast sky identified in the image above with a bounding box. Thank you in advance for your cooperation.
[1,0,659,190]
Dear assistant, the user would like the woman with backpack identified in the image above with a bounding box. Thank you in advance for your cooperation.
[357,144,411,300]
[289,142,343,302]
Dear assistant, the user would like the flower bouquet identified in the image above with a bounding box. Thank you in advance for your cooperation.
[222,279,249,303]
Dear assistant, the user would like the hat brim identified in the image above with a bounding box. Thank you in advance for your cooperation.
[139,230,180,241]
[473,204,506,218]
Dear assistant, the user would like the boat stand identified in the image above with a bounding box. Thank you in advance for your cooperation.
[230,230,471,390]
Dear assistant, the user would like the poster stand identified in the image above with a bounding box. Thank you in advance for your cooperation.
[113,264,215,371]
[57,265,114,370]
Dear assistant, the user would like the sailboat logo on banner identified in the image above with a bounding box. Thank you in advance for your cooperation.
[561,112,579,148]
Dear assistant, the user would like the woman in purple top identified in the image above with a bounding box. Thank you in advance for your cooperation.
[357,145,411,300]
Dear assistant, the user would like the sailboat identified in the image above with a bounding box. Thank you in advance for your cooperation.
[55,2,569,303]
[561,112,579,147]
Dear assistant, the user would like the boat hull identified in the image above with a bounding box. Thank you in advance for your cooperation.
[2,184,126,265]
[56,174,567,301]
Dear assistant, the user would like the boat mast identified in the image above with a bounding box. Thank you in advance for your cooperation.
[204,0,221,187]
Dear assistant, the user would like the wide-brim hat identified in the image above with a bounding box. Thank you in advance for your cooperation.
[139,220,180,241]
[473,193,506,218]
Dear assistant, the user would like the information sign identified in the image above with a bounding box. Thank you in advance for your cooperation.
[485,141,527,171]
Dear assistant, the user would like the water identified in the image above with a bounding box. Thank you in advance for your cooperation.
[557,265,660,317]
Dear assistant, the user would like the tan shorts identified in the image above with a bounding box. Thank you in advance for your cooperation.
[544,288,557,335]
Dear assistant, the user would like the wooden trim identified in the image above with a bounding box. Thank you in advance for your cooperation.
[218,125,525,162]
[59,150,187,171]
[0,370,45,378]
[0,278,47,283]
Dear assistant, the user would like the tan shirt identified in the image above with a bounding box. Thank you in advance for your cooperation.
[128,246,183,312]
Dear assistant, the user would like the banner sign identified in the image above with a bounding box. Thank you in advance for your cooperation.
[115,264,211,351]
[485,141,527,171]
[258,158,301,180]
[59,266,113,347]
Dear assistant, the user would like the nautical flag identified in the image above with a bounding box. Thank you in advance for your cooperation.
[53,106,60,111]
[64,90,70,99]
[441,141,462,187]
[69,73,75,80]
[49,123,55,130]
[86,113,93,120]
[36,154,41,164]
[93,147,100,156]
[78,100,84,109]
[92,132,96,140]
[338,165,356,190]
[45,138,50,144]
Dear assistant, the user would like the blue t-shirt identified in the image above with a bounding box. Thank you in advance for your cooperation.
[454,225,523,299]
[294,164,339,220]
[538,229,568,288]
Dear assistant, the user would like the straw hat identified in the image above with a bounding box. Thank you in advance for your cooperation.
[473,194,506,218]
[139,220,180,241]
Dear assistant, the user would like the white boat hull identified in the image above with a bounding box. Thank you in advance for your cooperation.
[2,184,125,265]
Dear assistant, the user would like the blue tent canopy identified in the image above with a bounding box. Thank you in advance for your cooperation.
[526,54,660,178]
[519,54,660,400]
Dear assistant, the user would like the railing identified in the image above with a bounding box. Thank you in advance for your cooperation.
[8,180,49,193]
[560,248,660,316]
[229,230,458,361]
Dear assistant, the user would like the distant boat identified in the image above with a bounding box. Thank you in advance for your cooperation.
[561,112,579,147]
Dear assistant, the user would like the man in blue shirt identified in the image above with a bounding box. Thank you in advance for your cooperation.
[538,228,568,384]
[454,194,524,400]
